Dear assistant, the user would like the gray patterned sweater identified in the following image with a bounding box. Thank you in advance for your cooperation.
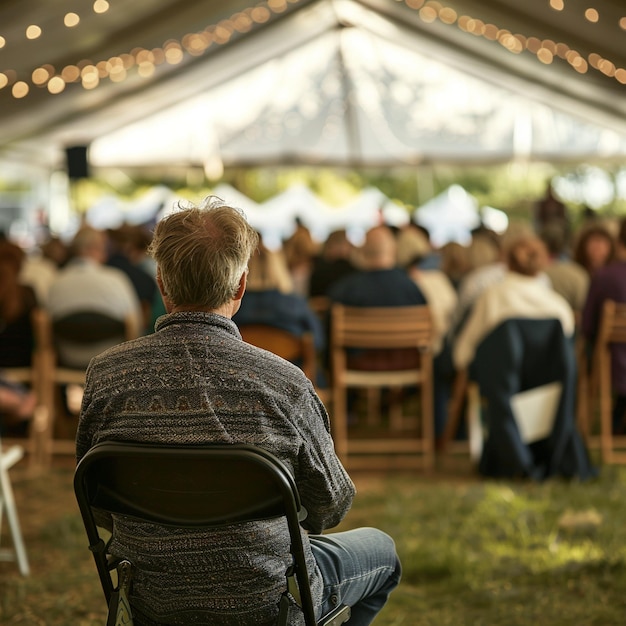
[76,311,355,625]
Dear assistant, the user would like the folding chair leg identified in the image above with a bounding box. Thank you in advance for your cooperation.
[0,448,30,575]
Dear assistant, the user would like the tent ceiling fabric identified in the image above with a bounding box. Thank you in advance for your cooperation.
[0,0,625,169]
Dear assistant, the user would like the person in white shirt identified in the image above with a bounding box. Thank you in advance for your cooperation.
[46,226,142,368]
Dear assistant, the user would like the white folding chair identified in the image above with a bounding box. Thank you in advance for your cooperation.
[0,437,30,575]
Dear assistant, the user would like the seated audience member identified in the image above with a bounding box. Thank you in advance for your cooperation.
[410,223,441,270]
[106,225,158,334]
[439,240,470,290]
[396,225,456,356]
[19,236,66,307]
[328,224,427,309]
[453,233,575,371]
[540,221,589,314]
[582,217,626,433]
[573,221,615,277]
[76,197,401,626]
[308,229,356,297]
[46,226,142,368]
[448,228,505,336]
[282,219,319,297]
[233,240,325,355]
[396,225,458,438]
[0,239,38,368]
[327,225,429,428]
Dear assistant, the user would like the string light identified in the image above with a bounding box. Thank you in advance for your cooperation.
[64,13,80,28]
[12,81,29,97]
[400,0,626,86]
[47,76,65,94]
[0,0,623,100]
[25,25,42,40]
[93,0,110,14]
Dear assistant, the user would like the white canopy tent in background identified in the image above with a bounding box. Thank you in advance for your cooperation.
[81,182,504,250]
[413,185,508,247]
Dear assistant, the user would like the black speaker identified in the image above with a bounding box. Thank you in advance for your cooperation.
[65,145,90,179]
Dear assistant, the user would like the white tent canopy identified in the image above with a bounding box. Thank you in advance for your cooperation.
[2,0,626,171]
[88,2,626,170]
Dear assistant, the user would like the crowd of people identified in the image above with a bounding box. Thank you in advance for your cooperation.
[1,195,625,443]
[1,189,625,622]
[0,224,152,434]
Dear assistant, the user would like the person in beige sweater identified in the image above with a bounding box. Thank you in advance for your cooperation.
[453,233,575,371]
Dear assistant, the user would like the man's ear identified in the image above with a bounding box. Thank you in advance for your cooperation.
[233,270,247,302]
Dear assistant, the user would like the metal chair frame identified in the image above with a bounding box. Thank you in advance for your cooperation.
[74,441,350,626]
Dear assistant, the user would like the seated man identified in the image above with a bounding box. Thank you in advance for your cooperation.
[328,225,426,310]
[76,197,401,626]
[47,226,142,368]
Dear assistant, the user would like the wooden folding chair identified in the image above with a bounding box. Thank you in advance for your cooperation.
[592,300,626,464]
[0,436,30,575]
[35,309,139,463]
[330,304,434,470]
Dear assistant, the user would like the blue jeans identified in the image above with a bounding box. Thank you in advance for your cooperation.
[310,528,401,626]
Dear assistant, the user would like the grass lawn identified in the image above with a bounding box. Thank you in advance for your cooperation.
[2,455,626,625]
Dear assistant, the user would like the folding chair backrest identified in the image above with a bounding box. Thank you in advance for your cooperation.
[74,442,317,625]
[470,317,593,479]
[332,305,432,350]
[52,312,128,344]
[74,443,301,527]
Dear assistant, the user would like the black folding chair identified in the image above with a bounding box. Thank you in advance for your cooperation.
[73,442,351,626]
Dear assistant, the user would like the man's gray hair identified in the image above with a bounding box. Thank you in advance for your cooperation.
[149,196,259,309]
